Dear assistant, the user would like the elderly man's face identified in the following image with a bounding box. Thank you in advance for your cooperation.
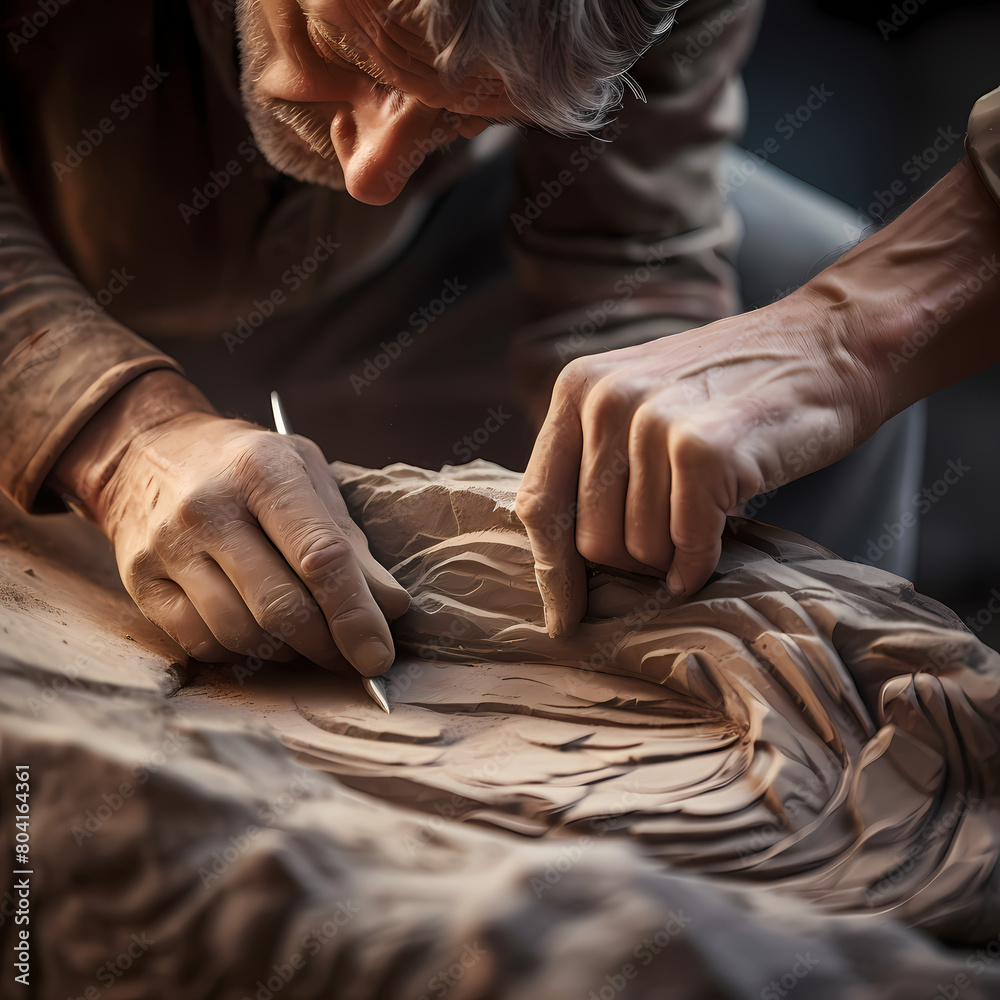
[238,0,521,205]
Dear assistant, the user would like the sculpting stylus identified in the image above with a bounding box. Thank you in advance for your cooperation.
[269,390,392,714]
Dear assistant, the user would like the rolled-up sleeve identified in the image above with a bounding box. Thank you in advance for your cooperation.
[0,171,180,511]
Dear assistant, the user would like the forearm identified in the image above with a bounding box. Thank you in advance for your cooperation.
[0,172,180,510]
[804,154,1000,435]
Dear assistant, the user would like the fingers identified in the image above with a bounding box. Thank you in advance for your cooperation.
[129,576,231,663]
[174,556,300,661]
[206,520,346,665]
[248,464,397,677]
[575,391,645,571]
[305,457,411,621]
[663,423,731,596]
[624,403,675,573]
[515,379,588,637]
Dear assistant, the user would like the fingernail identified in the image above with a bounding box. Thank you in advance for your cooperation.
[666,569,685,596]
[354,639,393,676]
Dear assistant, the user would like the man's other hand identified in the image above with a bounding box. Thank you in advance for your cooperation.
[50,371,409,673]
[516,290,875,637]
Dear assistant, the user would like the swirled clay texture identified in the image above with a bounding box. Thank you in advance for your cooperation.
[1,460,999,999]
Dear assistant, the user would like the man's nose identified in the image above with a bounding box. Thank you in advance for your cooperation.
[330,96,452,206]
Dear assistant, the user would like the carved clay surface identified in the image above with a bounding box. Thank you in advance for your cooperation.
[1,461,999,999]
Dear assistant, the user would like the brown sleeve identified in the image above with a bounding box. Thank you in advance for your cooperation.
[507,0,765,418]
[966,85,1000,209]
[0,171,181,511]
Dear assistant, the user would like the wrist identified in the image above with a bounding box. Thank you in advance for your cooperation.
[801,156,1000,426]
[49,370,218,511]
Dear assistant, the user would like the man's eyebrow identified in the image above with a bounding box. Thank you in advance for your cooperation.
[298,5,526,122]
[305,13,388,80]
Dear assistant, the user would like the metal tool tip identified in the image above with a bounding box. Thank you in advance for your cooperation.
[363,676,391,714]
[270,390,293,436]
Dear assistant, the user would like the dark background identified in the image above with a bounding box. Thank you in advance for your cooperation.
[742,0,1000,649]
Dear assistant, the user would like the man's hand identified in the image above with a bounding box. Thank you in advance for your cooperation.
[517,156,1000,638]
[50,371,409,672]
[516,289,877,636]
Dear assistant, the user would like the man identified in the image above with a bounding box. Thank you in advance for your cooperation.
[0,0,755,673]
[0,0,962,675]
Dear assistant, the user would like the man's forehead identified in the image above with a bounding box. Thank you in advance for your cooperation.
[302,0,503,91]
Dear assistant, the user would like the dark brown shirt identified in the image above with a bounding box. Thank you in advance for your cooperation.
[0,0,763,508]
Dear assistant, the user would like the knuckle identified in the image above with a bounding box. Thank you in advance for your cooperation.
[173,485,229,530]
[298,534,356,583]
[289,433,326,465]
[235,432,304,480]
[631,399,668,441]
[553,357,590,398]
[513,488,548,529]
[234,440,281,483]
[325,603,374,634]
[582,373,635,425]
[254,584,314,634]
[670,420,725,472]
[672,533,721,563]
[120,548,158,596]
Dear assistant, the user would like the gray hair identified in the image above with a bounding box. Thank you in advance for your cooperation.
[406,0,684,134]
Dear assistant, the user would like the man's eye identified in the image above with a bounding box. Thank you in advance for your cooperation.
[306,19,338,62]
